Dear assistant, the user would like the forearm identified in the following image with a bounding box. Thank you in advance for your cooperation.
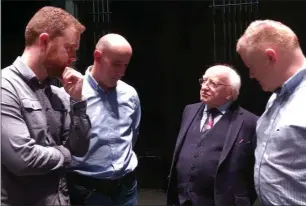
[1,85,71,176]
[1,118,71,176]
[64,98,91,157]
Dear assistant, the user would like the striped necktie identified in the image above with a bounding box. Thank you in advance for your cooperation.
[201,108,219,133]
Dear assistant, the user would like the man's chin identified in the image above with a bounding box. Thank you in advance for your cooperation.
[261,85,273,92]
[46,68,64,78]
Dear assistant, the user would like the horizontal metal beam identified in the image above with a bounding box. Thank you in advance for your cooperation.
[87,12,112,15]
[210,2,259,8]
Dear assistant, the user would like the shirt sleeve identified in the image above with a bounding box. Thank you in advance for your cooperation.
[1,78,70,176]
[61,97,91,157]
[131,92,141,147]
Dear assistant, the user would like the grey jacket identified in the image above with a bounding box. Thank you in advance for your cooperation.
[1,57,91,206]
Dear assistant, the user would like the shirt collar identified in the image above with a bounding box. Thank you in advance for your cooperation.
[276,68,306,96]
[85,66,117,93]
[204,101,232,115]
[12,57,51,88]
[12,57,37,83]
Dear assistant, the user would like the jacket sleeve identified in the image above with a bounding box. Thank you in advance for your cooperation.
[1,78,71,176]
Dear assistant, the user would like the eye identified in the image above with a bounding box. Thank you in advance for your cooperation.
[211,80,218,87]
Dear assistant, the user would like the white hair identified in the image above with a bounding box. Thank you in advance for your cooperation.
[206,65,241,100]
[227,68,241,101]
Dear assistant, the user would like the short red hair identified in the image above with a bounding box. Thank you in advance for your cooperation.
[25,6,85,46]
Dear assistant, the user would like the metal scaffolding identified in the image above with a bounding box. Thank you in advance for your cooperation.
[211,0,259,63]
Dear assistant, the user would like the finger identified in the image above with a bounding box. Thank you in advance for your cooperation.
[57,77,64,85]
[62,67,73,79]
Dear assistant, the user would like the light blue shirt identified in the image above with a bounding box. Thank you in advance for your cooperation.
[255,68,306,205]
[71,67,141,179]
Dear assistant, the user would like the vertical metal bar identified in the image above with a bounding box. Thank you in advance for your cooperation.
[229,0,232,61]
[213,0,217,61]
[245,0,248,29]
[234,0,237,59]
[93,0,96,45]
[239,0,243,34]
[223,0,227,61]
[106,0,110,23]
[102,0,105,22]
[256,0,259,19]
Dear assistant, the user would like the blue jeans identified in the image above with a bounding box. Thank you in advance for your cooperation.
[68,173,138,206]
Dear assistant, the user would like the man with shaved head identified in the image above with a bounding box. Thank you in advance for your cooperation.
[167,65,258,206]
[67,33,141,206]
[237,20,306,205]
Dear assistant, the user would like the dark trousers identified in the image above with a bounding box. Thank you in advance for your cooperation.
[67,171,137,206]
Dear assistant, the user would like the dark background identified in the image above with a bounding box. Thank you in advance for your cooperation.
[2,0,306,190]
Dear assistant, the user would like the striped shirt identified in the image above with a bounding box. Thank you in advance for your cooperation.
[254,68,306,205]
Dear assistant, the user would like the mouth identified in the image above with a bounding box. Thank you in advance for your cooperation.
[201,93,210,97]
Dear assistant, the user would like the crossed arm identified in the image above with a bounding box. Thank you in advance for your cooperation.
[1,78,91,176]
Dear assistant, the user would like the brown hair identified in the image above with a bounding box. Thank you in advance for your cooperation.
[25,6,86,46]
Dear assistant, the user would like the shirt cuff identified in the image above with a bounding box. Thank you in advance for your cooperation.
[70,97,87,116]
[54,145,72,168]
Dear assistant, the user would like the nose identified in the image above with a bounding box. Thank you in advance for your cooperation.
[201,82,210,91]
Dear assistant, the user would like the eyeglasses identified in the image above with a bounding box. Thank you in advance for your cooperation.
[199,77,229,89]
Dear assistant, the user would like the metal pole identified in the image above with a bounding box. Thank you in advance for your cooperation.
[223,0,227,61]
[213,0,217,62]
[229,0,232,61]
[234,0,237,59]
[93,0,96,45]
[106,0,110,23]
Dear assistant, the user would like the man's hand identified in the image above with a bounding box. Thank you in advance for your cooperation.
[60,67,83,101]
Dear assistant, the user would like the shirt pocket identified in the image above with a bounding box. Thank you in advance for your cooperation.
[21,98,46,130]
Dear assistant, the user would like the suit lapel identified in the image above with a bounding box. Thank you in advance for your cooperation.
[170,103,204,172]
[218,106,244,167]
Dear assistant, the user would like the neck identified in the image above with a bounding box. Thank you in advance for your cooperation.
[279,48,306,85]
[21,47,48,82]
[91,64,110,92]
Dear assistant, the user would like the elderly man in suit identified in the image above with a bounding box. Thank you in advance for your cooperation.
[167,65,258,206]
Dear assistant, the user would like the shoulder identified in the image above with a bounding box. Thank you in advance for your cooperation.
[185,102,203,110]
[117,80,140,103]
[1,66,25,95]
[238,106,259,126]
[2,65,19,83]
[181,102,203,116]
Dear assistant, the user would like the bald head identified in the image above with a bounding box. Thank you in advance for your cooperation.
[91,33,133,90]
[96,33,132,53]
[236,19,299,53]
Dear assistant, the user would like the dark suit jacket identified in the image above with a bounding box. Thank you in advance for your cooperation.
[167,102,258,206]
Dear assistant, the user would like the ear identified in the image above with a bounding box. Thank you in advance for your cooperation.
[265,48,276,63]
[38,33,50,49]
[93,50,102,61]
[226,87,233,100]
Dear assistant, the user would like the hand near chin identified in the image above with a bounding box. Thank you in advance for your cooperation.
[60,67,84,101]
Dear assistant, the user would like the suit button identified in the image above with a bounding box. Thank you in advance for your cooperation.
[193,154,199,158]
[191,166,195,170]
